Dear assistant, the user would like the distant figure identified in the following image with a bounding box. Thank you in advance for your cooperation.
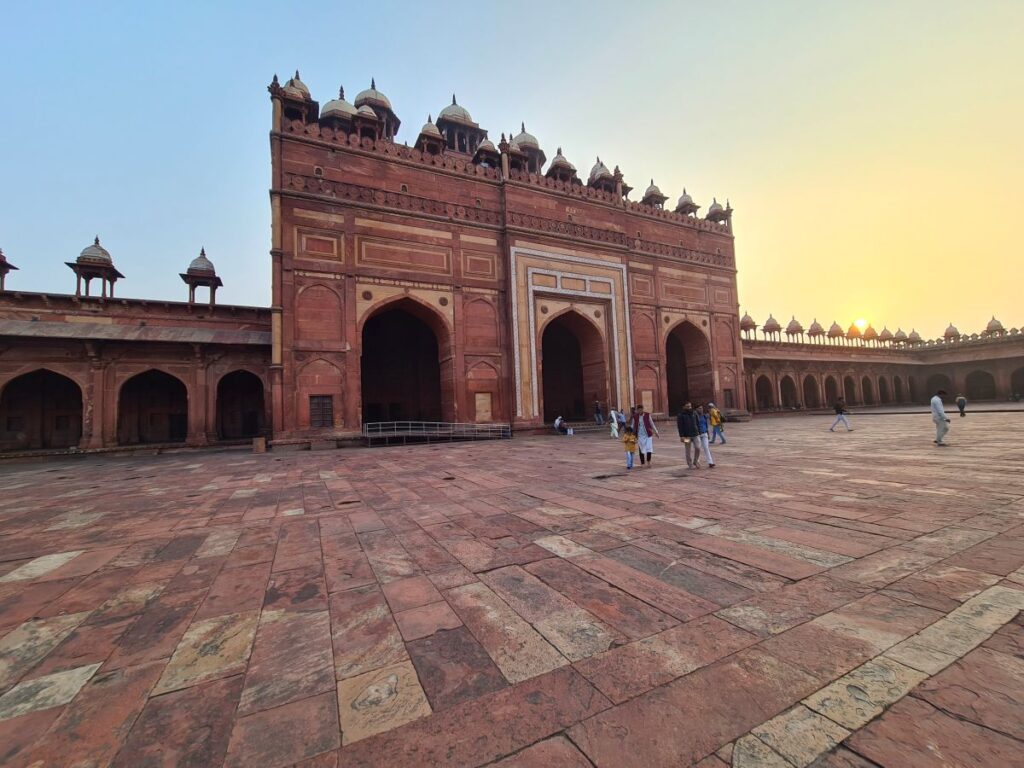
[677,401,701,469]
[955,393,967,417]
[622,425,638,470]
[594,400,604,425]
[708,402,726,444]
[617,408,628,428]
[696,405,716,468]
[554,415,569,435]
[609,411,620,439]
[631,404,659,467]
[829,398,853,432]
[932,389,951,446]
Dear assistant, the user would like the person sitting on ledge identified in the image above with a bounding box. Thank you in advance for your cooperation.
[553,415,569,435]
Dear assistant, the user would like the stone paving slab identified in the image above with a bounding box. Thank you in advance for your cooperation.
[0,413,1022,766]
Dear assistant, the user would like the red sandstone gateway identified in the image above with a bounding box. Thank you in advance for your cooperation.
[0,74,1021,452]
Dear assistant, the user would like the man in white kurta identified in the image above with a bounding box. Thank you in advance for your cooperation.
[631,404,660,466]
[931,390,950,445]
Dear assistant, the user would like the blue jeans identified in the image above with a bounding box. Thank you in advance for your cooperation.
[625,451,634,468]
[710,425,726,443]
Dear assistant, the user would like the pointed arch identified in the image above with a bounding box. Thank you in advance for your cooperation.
[802,375,820,408]
[665,320,713,413]
[117,369,188,445]
[216,370,266,439]
[780,375,799,408]
[755,375,774,410]
[539,309,607,422]
[0,369,83,451]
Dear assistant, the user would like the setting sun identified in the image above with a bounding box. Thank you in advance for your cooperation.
[854,319,868,331]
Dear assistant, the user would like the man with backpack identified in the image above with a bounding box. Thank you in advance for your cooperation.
[708,402,726,444]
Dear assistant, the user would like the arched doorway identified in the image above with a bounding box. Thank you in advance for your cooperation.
[0,370,83,451]
[780,376,798,408]
[878,377,891,404]
[909,376,921,402]
[217,371,265,439]
[361,300,450,423]
[825,376,839,406]
[894,377,904,402]
[755,375,774,410]
[118,370,188,445]
[666,322,713,413]
[861,376,875,404]
[803,375,820,408]
[1012,367,1024,399]
[540,311,606,422]
[926,373,953,397]
[965,370,996,400]
[843,376,857,404]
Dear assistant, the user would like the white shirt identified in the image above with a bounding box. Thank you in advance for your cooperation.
[930,395,947,422]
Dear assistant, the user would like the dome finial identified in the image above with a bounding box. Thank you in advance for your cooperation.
[272,73,279,85]
[94,236,100,245]
[371,77,376,89]
[427,113,432,123]
[452,93,457,104]
[521,121,526,132]
[200,247,206,257]
[339,85,345,99]
[557,146,562,154]
[294,70,300,80]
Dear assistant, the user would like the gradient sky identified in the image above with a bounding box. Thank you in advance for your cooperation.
[2,1,1021,339]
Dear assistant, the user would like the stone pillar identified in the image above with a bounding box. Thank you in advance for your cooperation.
[188,347,209,446]
[84,355,106,450]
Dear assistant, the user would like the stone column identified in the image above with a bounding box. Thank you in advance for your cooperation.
[188,346,209,446]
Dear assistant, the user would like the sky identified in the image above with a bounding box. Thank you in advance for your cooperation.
[1,1,1021,339]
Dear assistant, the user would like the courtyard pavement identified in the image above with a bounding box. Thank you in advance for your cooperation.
[0,412,1022,767]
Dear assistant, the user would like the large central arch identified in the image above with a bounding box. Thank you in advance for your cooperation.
[0,369,83,451]
[666,321,713,413]
[361,299,452,423]
[540,310,606,422]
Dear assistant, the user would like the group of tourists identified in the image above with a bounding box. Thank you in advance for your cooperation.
[618,401,725,470]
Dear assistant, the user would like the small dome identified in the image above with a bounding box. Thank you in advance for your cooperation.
[188,248,216,275]
[283,70,310,99]
[763,314,781,333]
[677,189,695,206]
[847,323,862,338]
[589,157,612,182]
[548,147,576,171]
[740,312,756,331]
[944,322,959,339]
[644,179,663,198]
[419,115,441,138]
[863,324,878,340]
[508,137,523,153]
[785,316,803,334]
[354,78,392,110]
[321,86,357,118]
[879,327,894,341]
[514,122,539,150]
[708,198,724,214]
[476,138,498,154]
[808,319,824,336]
[79,236,112,265]
[986,316,1004,333]
[894,328,908,341]
[828,321,844,338]
[908,329,922,342]
[357,104,377,118]
[438,94,472,123]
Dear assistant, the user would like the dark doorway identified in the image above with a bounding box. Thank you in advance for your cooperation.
[541,312,606,422]
[926,373,953,398]
[0,370,82,451]
[666,322,713,414]
[894,377,904,402]
[118,370,188,445]
[1012,367,1024,398]
[879,377,891,404]
[861,376,875,404]
[825,376,839,405]
[217,371,265,439]
[780,376,798,408]
[755,375,774,410]
[965,370,996,400]
[843,376,857,404]
[361,305,445,422]
[803,375,820,408]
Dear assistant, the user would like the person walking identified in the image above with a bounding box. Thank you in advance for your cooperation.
[829,398,853,432]
[631,404,659,467]
[932,389,951,445]
[593,400,604,425]
[708,402,726,444]
[622,425,637,470]
[677,401,701,469]
[609,410,620,439]
[696,405,716,468]
[955,393,967,417]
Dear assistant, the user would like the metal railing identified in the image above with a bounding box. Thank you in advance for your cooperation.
[362,421,512,446]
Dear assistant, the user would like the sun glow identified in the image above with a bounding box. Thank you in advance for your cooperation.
[854,319,868,331]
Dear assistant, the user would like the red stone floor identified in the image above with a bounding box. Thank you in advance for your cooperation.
[0,413,1022,767]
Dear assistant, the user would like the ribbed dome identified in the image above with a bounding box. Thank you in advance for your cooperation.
[894,328,908,341]
[708,198,724,214]
[908,329,922,342]
[419,115,441,138]
[863,324,878,340]
[283,71,310,99]
[644,179,663,198]
[808,319,824,336]
[763,314,781,333]
[187,248,216,275]
[847,323,862,338]
[986,316,1004,333]
[740,312,756,331]
[78,236,112,265]
[828,321,844,338]
[354,78,392,110]
[548,147,575,171]
[879,327,894,341]
[438,94,472,123]
[785,316,803,334]
[357,104,377,118]
[589,157,612,182]
[321,86,357,118]
[944,322,960,339]
[513,122,539,149]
